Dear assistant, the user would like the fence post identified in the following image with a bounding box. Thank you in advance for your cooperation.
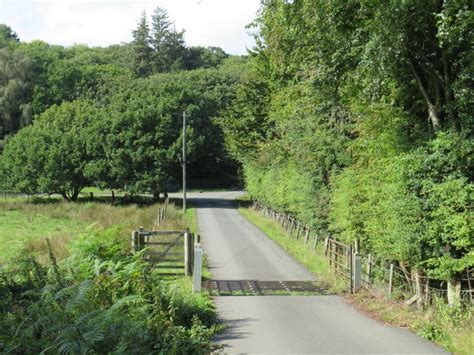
[388,263,394,299]
[131,230,139,253]
[366,254,372,284]
[353,252,361,293]
[184,229,193,276]
[349,246,353,292]
[90,192,94,201]
[296,223,301,239]
[324,236,330,255]
[304,227,310,244]
[313,234,320,250]
[193,243,202,293]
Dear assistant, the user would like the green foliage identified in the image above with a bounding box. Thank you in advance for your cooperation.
[0,46,33,138]
[1,100,102,199]
[0,225,217,354]
[222,0,473,283]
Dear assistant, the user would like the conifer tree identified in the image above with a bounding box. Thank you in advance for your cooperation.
[131,11,152,77]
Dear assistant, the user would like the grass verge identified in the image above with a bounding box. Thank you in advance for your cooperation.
[238,205,346,293]
[348,291,473,354]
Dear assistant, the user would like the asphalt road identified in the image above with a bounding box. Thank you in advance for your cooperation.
[189,191,447,354]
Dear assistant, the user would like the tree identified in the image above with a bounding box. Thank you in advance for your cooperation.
[151,7,171,73]
[1,100,102,200]
[0,47,33,139]
[0,24,19,48]
[131,11,153,77]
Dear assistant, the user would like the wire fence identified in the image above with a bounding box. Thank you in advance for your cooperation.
[252,200,473,305]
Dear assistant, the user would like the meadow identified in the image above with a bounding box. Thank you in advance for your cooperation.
[0,198,218,354]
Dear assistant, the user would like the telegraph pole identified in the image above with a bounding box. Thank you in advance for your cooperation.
[182,111,187,213]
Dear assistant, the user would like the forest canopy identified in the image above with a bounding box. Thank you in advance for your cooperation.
[0,10,246,195]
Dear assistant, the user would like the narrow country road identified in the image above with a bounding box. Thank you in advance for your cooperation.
[189,191,446,354]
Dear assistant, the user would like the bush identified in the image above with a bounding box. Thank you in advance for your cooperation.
[0,227,217,354]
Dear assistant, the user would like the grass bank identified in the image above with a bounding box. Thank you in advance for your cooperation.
[238,204,346,293]
[349,291,473,354]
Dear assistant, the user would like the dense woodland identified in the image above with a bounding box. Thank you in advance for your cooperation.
[219,0,473,300]
[0,1,473,301]
[0,9,243,197]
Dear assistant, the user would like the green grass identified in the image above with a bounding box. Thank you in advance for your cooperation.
[0,200,171,266]
[350,291,473,354]
[0,209,84,263]
[238,206,346,293]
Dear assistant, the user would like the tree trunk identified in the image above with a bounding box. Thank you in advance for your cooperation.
[70,188,81,201]
[409,58,441,131]
[447,277,461,306]
[441,49,460,131]
[413,268,424,309]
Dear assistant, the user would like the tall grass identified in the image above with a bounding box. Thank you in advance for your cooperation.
[0,200,185,265]
[0,200,218,353]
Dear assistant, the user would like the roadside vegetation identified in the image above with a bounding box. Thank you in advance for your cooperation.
[238,204,346,293]
[350,292,473,354]
[0,199,218,353]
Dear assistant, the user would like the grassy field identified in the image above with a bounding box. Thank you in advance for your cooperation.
[238,205,346,293]
[0,199,182,265]
[0,209,83,263]
[0,198,218,353]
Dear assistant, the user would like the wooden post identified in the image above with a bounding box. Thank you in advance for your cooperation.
[353,252,361,293]
[90,192,94,201]
[388,264,394,299]
[184,229,193,276]
[467,270,473,304]
[324,236,330,255]
[349,246,353,292]
[354,238,360,254]
[313,235,320,250]
[131,230,139,253]
[366,254,372,284]
[304,227,310,244]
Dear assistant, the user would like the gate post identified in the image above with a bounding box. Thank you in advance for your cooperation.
[139,226,145,249]
[131,230,139,253]
[193,243,202,293]
[353,252,362,293]
[184,229,193,276]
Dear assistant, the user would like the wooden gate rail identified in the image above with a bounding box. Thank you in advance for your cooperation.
[131,227,194,276]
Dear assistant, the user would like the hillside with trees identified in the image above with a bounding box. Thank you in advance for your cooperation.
[0,9,245,195]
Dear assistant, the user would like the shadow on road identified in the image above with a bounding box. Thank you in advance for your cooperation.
[213,317,254,343]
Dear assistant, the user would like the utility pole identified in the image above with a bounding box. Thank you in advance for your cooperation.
[182,111,187,213]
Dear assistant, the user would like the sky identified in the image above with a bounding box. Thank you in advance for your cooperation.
[0,0,261,55]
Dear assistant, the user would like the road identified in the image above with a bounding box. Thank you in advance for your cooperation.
[189,191,447,354]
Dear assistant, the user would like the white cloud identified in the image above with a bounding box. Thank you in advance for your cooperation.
[0,0,260,54]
